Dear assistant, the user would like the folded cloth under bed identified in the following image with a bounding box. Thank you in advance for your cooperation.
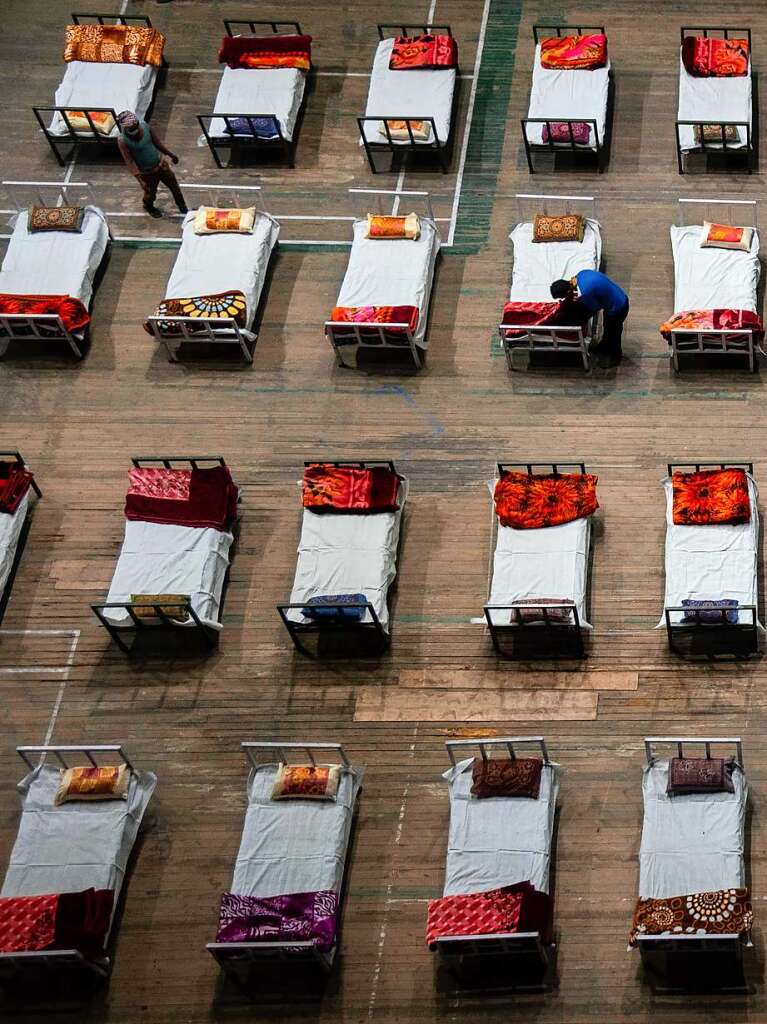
[0,207,110,316]
[333,220,440,348]
[360,37,456,145]
[49,61,157,137]
[671,224,760,313]
[442,757,559,896]
[207,65,305,141]
[639,758,746,899]
[508,219,601,303]
[0,492,29,599]
[677,53,752,153]
[525,44,610,150]
[658,473,760,628]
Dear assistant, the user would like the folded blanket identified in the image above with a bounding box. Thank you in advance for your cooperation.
[0,461,35,515]
[501,299,591,339]
[216,890,338,951]
[125,464,238,531]
[629,889,752,946]
[660,308,764,343]
[63,23,165,66]
[303,464,402,513]
[0,888,113,960]
[329,304,419,340]
[389,34,458,70]
[682,36,749,77]
[672,467,751,526]
[0,293,90,335]
[494,470,599,530]
[143,289,248,336]
[218,33,312,70]
[224,116,280,139]
[541,121,591,144]
[540,33,607,70]
[426,882,553,949]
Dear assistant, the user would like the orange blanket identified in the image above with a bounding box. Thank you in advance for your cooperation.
[303,464,402,513]
[660,308,764,343]
[494,471,599,530]
[329,305,418,339]
[682,36,749,77]
[672,468,751,526]
[630,889,752,946]
[0,294,90,334]
[63,23,165,67]
[389,34,458,70]
[540,33,607,70]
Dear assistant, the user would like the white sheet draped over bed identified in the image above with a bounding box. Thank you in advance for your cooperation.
[671,223,760,313]
[525,44,610,150]
[207,66,305,140]
[50,61,156,137]
[509,219,601,302]
[677,53,752,153]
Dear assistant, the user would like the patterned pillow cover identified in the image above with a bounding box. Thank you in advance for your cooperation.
[302,594,368,620]
[666,757,736,795]
[532,213,585,243]
[130,594,191,622]
[470,757,543,799]
[54,764,130,805]
[193,207,256,235]
[681,598,739,625]
[28,206,85,233]
[271,764,341,801]
[365,213,421,240]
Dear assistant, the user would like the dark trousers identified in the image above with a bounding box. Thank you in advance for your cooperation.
[136,160,186,211]
[601,301,629,356]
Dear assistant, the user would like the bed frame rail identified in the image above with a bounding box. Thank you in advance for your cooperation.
[17,742,133,770]
[224,19,302,36]
[521,119,602,175]
[241,741,350,769]
[498,461,586,476]
[198,114,293,169]
[669,325,759,372]
[377,23,453,39]
[358,116,447,173]
[206,939,334,974]
[32,106,120,167]
[499,322,592,371]
[676,196,757,227]
[680,26,752,45]
[71,12,152,26]
[532,24,605,42]
[643,735,743,766]
[446,735,550,765]
[325,319,421,369]
[146,314,255,363]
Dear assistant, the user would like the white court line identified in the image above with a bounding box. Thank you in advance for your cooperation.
[173,67,475,79]
[42,630,80,749]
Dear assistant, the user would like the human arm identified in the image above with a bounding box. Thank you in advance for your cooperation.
[149,125,179,163]
[117,138,141,176]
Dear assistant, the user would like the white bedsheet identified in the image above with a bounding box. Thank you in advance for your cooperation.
[0,493,29,599]
[164,211,280,328]
[208,66,305,140]
[335,220,440,348]
[671,224,759,313]
[677,54,752,152]
[509,219,601,303]
[442,758,559,896]
[231,762,363,897]
[659,475,760,628]
[50,61,156,137]
[526,44,610,149]
[103,519,233,630]
[286,481,407,631]
[639,759,746,899]
[0,207,110,311]
[361,37,456,145]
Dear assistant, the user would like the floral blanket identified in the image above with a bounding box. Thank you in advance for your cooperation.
[216,890,338,951]
[0,888,113,959]
[218,34,312,71]
[660,308,764,343]
[494,470,599,530]
[540,33,607,70]
[63,23,165,66]
[0,293,90,334]
[144,290,248,336]
[125,464,238,531]
[426,881,552,949]
[389,34,458,70]
[303,463,402,513]
[630,889,752,945]
[682,36,749,77]
[329,304,419,340]
[671,467,751,526]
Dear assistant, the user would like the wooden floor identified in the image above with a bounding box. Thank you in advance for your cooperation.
[3,0,767,1019]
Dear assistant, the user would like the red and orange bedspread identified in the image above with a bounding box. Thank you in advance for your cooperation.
[501,299,592,339]
[629,889,752,945]
[0,294,90,335]
[302,463,402,514]
[682,36,749,77]
[389,34,458,70]
[0,888,113,959]
[671,467,751,527]
[329,304,419,340]
[660,308,764,342]
[125,464,239,532]
[218,34,312,71]
[494,470,599,530]
[540,33,607,70]
[426,882,553,949]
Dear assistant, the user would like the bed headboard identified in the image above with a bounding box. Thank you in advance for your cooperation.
[179,183,266,214]
[17,744,133,771]
[71,12,152,27]
[644,736,743,767]
[131,454,227,469]
[241,742,350,769]
[348,187,436,226]
[666,460,753,475]
[497,461,587,477]
[446,736,550,766]
[224,19,302,36]
[515,193,596,225]
[2,179,102,216]
[680,26,752,47]
[303,458,398,473]
[676,198,757,228]
[377,23,452,39]
[533,24,605,43]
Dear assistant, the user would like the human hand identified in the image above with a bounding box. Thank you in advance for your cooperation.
[171,154,179,165]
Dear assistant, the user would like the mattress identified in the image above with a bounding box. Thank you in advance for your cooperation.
[102,519,233,631]
[50,60,156,137]
[659,474,760,628]
[164,211,280,329]
[638,759,746,899]
[0,207,110,314]
[671,224,760,313]
[286,481,407,631]
[208,65,305,141]
[508,219,601,303]
[2,764,157,920]
[677,54,752,152]
[361,37,456,145]
[0,493,29,598]
[335,220,440,348]
[230,762,363,897]
[526,44,610,150]
[442,757,559,896]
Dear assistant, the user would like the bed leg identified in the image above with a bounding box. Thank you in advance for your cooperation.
[438,145,448,174]
[46,134,67,168]
[523,136,535,174]
[362,139,377,174]
[676,143,684,176]
[210,143,224,170]
[66,334,84,359]
[0,339,9,359]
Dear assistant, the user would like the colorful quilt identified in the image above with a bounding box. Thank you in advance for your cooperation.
[660,308,764,343]
[0,294,90,335]
[426,882,553,949]
[216,890,338,951]
[0,888,113,959]
[218,33,312,71]
[630,889,752,945]
[501,299,590,339]
[494,470,599,530]
[125,464,238,531]
[0,461,35,515]
[144,290,248,336]
[303,464,402,513]
[682,36,749,77]
[389,34,458,70]
[540,33,607,70]
[329,304,419,340]
[63,23,165,66]
[671,467,751,527]
[541,121,591,144]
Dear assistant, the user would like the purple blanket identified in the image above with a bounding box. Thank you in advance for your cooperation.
[216,890,339,951]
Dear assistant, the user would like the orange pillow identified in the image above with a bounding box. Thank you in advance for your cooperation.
[54,764,130,806]
[671,468,751,526]
[193,206,256,235]
[700,221,753,252]
[271,764,341,801]
[494,471,599,529]
[365,213,420,240]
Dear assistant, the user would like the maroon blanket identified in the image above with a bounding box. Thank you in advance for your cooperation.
[216,890,338,951]
[0,888,113,960]
[426,881,552,949]
[501,299,591,339]
[0,461,35,515]
[125,465,238,531]
[660,308,764,343]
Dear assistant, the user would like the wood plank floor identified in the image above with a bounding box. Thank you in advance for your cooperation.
[3,0,767,1020]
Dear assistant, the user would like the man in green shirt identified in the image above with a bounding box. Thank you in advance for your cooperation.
[116,110,187,219]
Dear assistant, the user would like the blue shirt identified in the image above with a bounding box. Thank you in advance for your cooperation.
[575,270,628,316]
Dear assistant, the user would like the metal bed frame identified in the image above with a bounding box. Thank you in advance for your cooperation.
[33,13,167,167]
[358,24,459,174]
[0,744,135,982]
[277,460,401,657]
[522,26,608,174]
[635,737,751,962]
[664,461,759,658]
[206,741,354,976]
[676,27,754,175]
[433,736,555,971]
[198,20,307,168]
[91,455,233,654]
[484,462,588,659]
[499,194,599,372]
[324,189,438,370]
[0,451,43,625]
[668,199,761,372]
[145,184,275,363]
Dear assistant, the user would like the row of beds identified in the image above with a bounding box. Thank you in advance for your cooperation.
[0,189,761,373]
[0,735,749,986]
[0,453,760,661]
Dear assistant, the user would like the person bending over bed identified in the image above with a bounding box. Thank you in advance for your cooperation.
[117,111,188,219]
[550,270,629,368]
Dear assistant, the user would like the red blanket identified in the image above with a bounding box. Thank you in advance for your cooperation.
[501,299,591,339]
[426,882,552,949]
[125,465,238,531]
[630,888,752,946]
[660,308,764,342]
[0,888,113,959]
[303,464,402,513]
[218,33,312,70]
[540,33,607,70]
[672,468,751,526]
[494,470,599,530]
[0,461,35,515]
[682,36,749,77]
[389,34,458,70]
[329,304,419,340]
[0,294,90,334]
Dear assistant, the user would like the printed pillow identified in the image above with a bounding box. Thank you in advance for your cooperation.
[302,594,368,621]
[671,468,750,526]
[28,205,85,233]
[224,116,280,139]
[54,763,130,806]
[65,110,116,135]
[471,758,543,799]
[666,757,736,796]
[365,213,421,240]
[193,206,256,235]
[541,121,591,145]
[130,594,191,622]
[510,598,575,624]
[379,119,431,141]
[681,598,739,625]
[271,764,341,801]
[533,213,585,243]
[694,123,740,144]
[699,220,753,252]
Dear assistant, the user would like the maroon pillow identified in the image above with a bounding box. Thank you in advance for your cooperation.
[666,757,736,796]
[510,598,574,624]
[470,758,543,799]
